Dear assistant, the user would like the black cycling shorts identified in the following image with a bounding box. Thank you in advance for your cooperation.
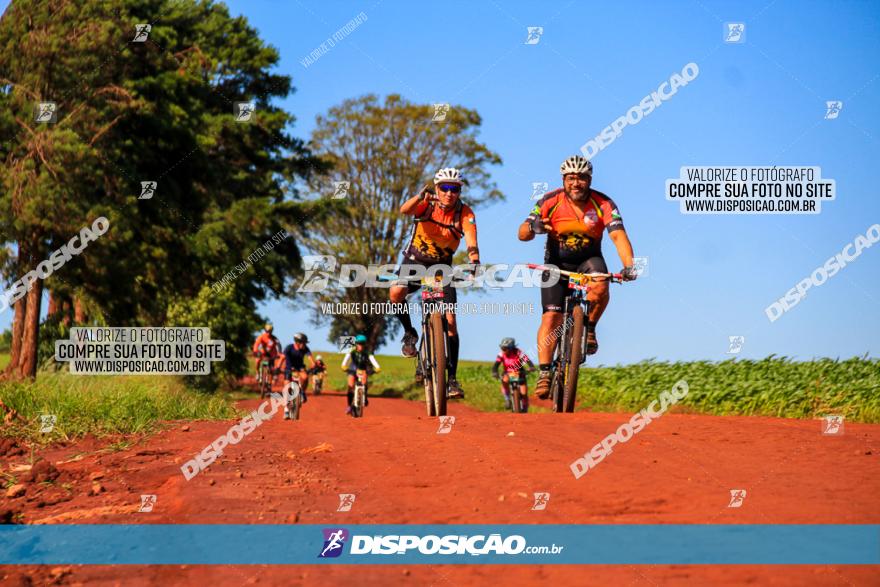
[540,256,608,314]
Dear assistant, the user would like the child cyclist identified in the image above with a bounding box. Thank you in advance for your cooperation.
[309,355,328,392]
[491,338,536,412]
[341,334,381,415]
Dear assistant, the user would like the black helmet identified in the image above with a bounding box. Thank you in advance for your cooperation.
[500,337,516,349]
[294,332,308,343]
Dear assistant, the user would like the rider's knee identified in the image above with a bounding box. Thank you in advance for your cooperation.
[390,287,406,303]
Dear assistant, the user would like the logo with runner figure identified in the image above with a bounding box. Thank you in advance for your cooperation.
[525,26,544,45]
[39,414,57,433]
[824,101,843,120]
[139,181,157,200]
[133,24,151,42]
[34,102,58,123]
[822,415,844,435]
[332,181,350,199]
[436,415,455,434]
[531,181,549,200]
[727,335,745,354]
[318,528,349,558]
[234,102,255,122]
[724,23,745,43]
[531,492,550,510]
[337,493,356,512]
[138,494,157,512]
[298,255,337,293]
[432,103,450,122]
[727,489,747,508]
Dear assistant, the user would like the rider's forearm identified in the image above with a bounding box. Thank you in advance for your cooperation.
[610,230,634,267]
[399,191,427,215]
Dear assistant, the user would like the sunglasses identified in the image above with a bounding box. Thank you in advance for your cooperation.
[437,183,461,194]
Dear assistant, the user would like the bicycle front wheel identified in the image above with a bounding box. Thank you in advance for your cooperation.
[429,311,447,417]
[563,304,585,413]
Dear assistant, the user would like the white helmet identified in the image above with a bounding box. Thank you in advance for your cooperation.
[560,156,593,177]
[433,167,465,185]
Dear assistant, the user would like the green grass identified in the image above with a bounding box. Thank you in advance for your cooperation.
[328,351,880,423]
[0,358,236,442]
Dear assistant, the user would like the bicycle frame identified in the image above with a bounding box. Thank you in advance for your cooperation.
[352,369,368,418]
[527,264,622,413]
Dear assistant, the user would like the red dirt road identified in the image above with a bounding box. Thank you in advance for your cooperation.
[3,383,879,586]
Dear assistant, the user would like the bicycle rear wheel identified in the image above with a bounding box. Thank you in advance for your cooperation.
[563,305,585,413]
[429,312,447,417]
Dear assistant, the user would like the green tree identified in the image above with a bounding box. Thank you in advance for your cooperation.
[298,94,503,348]
[0,0,321,379]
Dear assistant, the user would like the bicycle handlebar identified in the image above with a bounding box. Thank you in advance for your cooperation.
[526,263,623,283]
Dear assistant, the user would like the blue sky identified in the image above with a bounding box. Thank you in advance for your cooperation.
[3,0,879,364]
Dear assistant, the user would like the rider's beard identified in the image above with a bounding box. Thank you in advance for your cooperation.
[565,186,589,202]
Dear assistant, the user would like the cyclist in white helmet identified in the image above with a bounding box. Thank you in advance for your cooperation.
[518,156,638,399]
[388,167,480,399]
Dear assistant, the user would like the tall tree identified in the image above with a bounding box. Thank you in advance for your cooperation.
[0,0,320,380]
[298,94,503,348]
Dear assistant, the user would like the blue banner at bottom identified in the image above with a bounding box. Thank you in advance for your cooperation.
[1,525,877,565]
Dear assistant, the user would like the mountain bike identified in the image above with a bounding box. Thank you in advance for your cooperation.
[311,369,324,395]
[505,370,530,414]
[282,377,303,421]
[527,264,622,413]
[257,357,272,399]
[418,276,452,417]
[351,369,368,418]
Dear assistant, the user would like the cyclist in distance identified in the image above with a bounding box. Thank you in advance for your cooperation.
[492,337,536,411]
[252,323,281,379]
[518,156,638,399]
[341,334,381,415]
[389,167,480,399]
[283,333,315,413]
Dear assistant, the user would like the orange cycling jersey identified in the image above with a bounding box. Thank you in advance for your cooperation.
[528,188,624,263]
[252,332,280,357]
[404,199,477,264]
